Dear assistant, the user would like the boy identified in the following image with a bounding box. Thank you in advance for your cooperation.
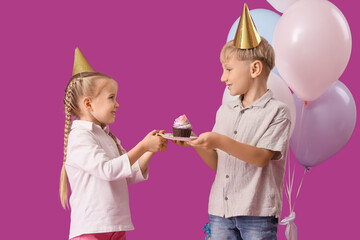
[175,4,291,240]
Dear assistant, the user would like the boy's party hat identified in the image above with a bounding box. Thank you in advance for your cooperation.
[72,47,94,76]
[234,3,261,49]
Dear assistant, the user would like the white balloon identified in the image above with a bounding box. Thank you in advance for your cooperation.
[222,72,296,136]
[266,0,298,13]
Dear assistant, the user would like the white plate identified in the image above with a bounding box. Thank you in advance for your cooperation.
[158,133,197,142]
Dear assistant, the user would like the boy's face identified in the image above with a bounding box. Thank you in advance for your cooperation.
[221,56,251,96]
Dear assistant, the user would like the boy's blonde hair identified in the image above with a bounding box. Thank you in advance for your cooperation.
[59,72,112,209]
[220,37,275,77]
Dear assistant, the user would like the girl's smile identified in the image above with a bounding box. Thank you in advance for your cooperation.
[81,78,120,126]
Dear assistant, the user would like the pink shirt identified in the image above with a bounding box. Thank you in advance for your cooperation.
[65,120,148,239]
[209,90,291,219]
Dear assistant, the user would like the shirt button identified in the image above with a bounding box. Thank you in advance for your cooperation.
[226,175,229,178]
[234,130,237,134]
[225,197,228,200]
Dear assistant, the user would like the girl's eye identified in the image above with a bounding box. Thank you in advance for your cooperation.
[227,69,232,72]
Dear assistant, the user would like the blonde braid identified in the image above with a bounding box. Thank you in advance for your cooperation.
[60,78,81,209]
[59,72,112,210]
[108,131,123,156]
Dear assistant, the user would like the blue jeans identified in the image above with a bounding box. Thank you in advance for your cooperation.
[209,214,278,240]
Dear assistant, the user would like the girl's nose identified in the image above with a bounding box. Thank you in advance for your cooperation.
[115,101,119,108]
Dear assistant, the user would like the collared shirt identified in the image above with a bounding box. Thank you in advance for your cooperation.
[65,120,148,239]
[209,90,291,219]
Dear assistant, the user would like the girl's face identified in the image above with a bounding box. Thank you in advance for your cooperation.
[221,56,251,96]
[88,78,119,126]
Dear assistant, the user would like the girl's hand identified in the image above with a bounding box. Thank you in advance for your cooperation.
[172,131,197,147]
[187,132,219,150]
[142,130,168,152]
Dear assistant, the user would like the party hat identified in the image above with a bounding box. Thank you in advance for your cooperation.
[72,47,94,76]
[233,3,261,49]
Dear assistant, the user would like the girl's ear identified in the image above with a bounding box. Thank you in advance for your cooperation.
[82,97,92,111]
[250,60,263,78]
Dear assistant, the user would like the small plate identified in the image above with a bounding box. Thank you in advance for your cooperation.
[158,133,197,142]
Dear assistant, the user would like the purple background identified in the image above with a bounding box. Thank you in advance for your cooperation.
[1,0,358,239]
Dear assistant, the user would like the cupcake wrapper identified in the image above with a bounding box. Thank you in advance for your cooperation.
[173,127,192,137]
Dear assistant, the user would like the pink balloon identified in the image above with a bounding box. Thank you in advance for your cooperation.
[267,73,296,136]
[266,0,298,13]
[273,0,352,101]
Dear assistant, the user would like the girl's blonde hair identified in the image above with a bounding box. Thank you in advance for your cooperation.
[220,37,275,76]
[60,72,112,209]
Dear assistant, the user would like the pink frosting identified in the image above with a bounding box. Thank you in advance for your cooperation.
[173,114,192,129]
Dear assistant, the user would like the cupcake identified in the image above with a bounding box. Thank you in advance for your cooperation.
[173,114,192,137]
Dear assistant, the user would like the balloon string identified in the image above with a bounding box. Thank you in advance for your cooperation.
[282,101,310,239]
[285,155,310,220]
[285,101,305,211]
[285,101,309,214]
[285,154,293,213]
[291,167,310,213]
[295,101,306,157]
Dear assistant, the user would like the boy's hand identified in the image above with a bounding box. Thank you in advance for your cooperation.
[142,130,168,152]
[187,132,219,150]
[172,131,197,147]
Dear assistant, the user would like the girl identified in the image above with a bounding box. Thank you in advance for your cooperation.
[60,49,167,240]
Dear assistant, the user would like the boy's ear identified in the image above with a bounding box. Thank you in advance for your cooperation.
[82,97,92,111]
[250,60,263,78]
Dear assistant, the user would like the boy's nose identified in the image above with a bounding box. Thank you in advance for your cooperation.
[221,73,227,83]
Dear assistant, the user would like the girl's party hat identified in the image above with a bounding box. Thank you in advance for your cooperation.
[234,3,261,49]
[72,48,94,76]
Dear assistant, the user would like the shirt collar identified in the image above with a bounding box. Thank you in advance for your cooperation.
[231,89,273,110]
[71,120,110,134]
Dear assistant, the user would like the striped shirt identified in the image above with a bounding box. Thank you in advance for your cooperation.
[209,90,291,219]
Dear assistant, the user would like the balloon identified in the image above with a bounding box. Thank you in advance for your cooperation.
[273,0,352,101]
[266,0,298,13]
[222,72,296,136]
[290,81,357,167]
[226,9,282,76]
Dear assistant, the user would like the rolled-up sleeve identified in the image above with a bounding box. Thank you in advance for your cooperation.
[66,130,132,181]
[116,137,149,184]
[127,160,149,184]
[256,117,291,160]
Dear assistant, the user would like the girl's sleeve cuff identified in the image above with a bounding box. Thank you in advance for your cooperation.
[127,160,149,184]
